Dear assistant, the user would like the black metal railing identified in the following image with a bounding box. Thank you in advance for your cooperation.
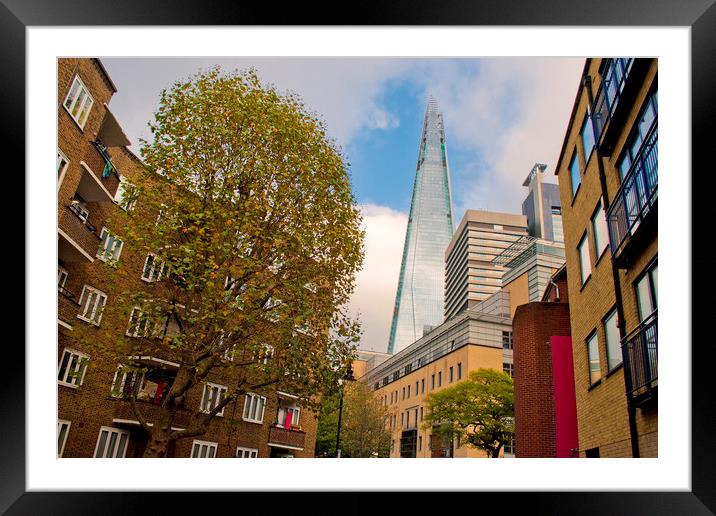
[622,311,658,403]
[592,58,634,142]
[607,123,658,259]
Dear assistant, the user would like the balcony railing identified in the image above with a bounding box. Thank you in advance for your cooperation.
[113,399,191,429]
[83,141,121,198]
[622,311,658,405]
[58,287,81,327]
[58,204,102,262]
[592,58,635,143]
[268,424,306,450]
[607,124,658,263]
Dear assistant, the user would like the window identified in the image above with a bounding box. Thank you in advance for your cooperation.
[200,382,228,416]
[257,343,273,364]
[438,371,442,387]
[415,381,419,395]
[569,151,581,198]
[93,427,129,458]
[581,113,595,162]
[57,266,68,291]
[57,420,71,457]
[77,285,107,325]
[616,90,658,181]
[431,374,435,389]
[191,440,217,458]
[407,385,411,398]
[635,262,658,322]
[449,367,454,383]
[551,206,564,243]
[591,200,609,257]
[115,178,137,211]
[402,387,405,400]
[69,198,89,222]
[141,253,169,282]
[578,234,592,285]
[585,447,600,458]
[58,348,89,388]
[126,307,156,338]
[503,362,514,378]
[457,363,462,380]
[586,331,602,384]
[277,405,300,428]
[110,364,144,398]
[502,331,513,350]
[242,393,266,423]
[420,406,423,421]
[421,379,425,393]
[97,228,123,263]
[419,435,422,452]
[401,413,404,427]
[604,308,622,371]
[63,75,94,129]
[236,447,258,458]
[57,149,69,189]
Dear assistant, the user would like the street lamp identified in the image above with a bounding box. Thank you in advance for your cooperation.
[335,364,355,458]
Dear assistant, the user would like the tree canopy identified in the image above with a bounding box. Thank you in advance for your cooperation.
[423,369,514,458]
[79,67,365,457]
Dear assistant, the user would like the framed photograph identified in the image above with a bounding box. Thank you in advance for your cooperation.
[7,0,713,512]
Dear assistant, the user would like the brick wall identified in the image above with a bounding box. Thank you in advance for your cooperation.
[513,301,573,457]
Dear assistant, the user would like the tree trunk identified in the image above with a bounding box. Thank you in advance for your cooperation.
[144,426,172,458]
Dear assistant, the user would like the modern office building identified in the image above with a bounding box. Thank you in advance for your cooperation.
[444,210,528,320]
[522,163,564,242]
[388,97,455,354]
[555,57,657,457]
[57,58,318,458]
[512,265,578,458]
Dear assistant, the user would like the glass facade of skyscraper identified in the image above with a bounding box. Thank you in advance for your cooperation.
[387,98,454,354]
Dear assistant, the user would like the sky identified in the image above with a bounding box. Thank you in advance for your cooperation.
[101,57,585,354]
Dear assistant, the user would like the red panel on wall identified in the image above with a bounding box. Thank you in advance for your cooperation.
[551,336,579,458]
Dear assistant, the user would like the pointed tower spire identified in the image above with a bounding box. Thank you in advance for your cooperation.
[387,98,455,354]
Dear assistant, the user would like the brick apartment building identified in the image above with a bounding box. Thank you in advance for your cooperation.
[555,58,658,457]
[512,265,578,457]
[57,58,318,458]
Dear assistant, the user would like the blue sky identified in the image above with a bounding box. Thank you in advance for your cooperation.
[101,57,585,352]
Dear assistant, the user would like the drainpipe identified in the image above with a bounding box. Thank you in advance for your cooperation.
[583,74,640,458]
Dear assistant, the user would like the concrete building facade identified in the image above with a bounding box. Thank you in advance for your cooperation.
[57,58,318,459]
[555,57,658,457]
[522,163,564,242]
[444,210,528,320]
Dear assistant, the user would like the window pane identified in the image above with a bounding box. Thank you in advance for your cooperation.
[636,274,656,321]
[651,266,658,308]
[95,430,108,457]
[604,310,622,370]
[71,89,86,118]
[208,446,216,458]
[587,333,601,383]
[116,433,128,458]
[578,237,591,283]
[65,79,80,109]
[592,201,609,255]
[58,351,70,382]
[581,115,595,161]
[57,423,68,456]
[569,152,581,196]
[191,443,199,458]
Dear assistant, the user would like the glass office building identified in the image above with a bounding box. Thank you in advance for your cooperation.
[387,98,454,354]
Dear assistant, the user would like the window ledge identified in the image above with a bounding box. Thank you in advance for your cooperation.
[579,274,592,292]
[243,418,264,425]
[605,362,624,378]
[594,247,610,268]
[587,379,602,392]
[570,183,582,207]
[76,315,101,326]
[58,381,80,390]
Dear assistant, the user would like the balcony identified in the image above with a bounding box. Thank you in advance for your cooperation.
[113,399,191,429]
[78,141,121,200]
[268,424,306,451]
[58,287,81,328]
[591,58,650,153]
[58,204,101,263]
[607,124,658,268]
[622,311,657,407]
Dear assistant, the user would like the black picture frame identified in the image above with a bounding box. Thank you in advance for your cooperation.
[5,0,713,513]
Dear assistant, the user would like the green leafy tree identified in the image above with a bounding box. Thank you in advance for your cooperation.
[340,381,392,458]
[76,67,364,457]
[423,369,514,458]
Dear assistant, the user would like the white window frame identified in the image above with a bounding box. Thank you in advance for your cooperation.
[57,266,68,291]
[93,426,130,458]
[57,348,89,388]
[63,75,94,130]
[200,382,228,416]
[141,253,169,282]
[77,285,107,325]
[277,405,300,428]
[57,420,71,457]
[191,439,217,458]
[57,148,69,191]
[603,308,622,371]
[591,199,610,258]
[578,234,592,285]
[115,177,137,211]
[97,227,124,263]
[125,306,156,338]
[236,447,259,458]
[111,364,145,399]
[242,393,267,424]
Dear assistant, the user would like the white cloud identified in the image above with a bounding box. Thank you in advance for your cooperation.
[347,204,407,353]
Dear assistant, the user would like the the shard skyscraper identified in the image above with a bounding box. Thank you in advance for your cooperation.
[387,97,455,354]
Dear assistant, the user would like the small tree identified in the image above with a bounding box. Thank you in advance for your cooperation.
[76,67,364,457]
[423,369,514,458]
